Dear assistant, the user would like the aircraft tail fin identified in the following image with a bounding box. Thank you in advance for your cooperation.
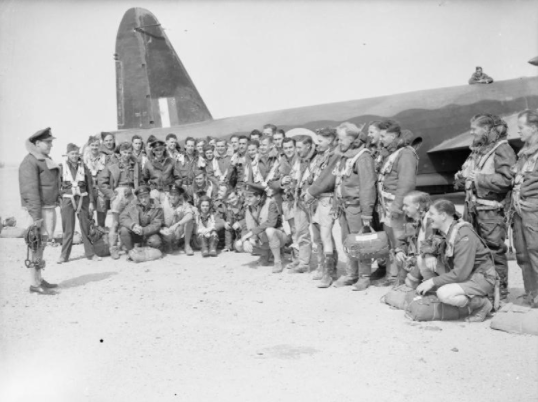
[115,8,212,130]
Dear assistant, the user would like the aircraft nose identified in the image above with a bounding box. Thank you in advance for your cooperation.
[529,56,538,66]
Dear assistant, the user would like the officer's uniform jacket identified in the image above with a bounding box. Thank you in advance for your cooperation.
[511,142,538,214]
[19,139,61,221]
[431,221,496,288]
[119,199,164,236]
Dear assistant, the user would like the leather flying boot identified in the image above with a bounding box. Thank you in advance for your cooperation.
[288,264,309,274]
[209,235,218,257]
[201,236,209,257]
[110,246,120,260]
[318,254,336,288]
[334,260,359,288]
[370,259,387,281]
[352,276,371,291]
[312,253,325,280]
[466,296,493,323]
[286,260,300,270]
[256,248,271,266]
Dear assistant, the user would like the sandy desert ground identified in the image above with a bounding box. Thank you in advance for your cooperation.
[1,166,537,402]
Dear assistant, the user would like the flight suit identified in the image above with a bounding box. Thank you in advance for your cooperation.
[331,146,377,289]
[306,147,343,286]
[377,142,418,284]
[511,143,538,306]
[247,153,283,210]
[455,140,516,296]
[59,159,95,261]
[277,149,317,272]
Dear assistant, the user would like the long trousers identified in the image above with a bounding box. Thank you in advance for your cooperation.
[513,211,538,297]
[383,212,405,277]
[470,209,508,290]
[339,205,371,278]
[119,227,162,251]
[60,196,94,260]
[292,206,312,267]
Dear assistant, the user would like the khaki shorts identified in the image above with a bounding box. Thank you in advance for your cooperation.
[312,196,334,228]
[110,187,134,214]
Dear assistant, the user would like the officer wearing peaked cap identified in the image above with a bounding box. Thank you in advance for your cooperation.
[119,184,164,253]
[241,182,288,273]
[19,127,60,295]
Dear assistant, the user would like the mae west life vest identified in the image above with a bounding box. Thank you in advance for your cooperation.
[333,148,370,199]
[252,156,280,187]
[62,160,88,212]
[512,149,538,214]
[461,140,508,209]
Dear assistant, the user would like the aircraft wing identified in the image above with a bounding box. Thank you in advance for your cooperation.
[427,112,523,153]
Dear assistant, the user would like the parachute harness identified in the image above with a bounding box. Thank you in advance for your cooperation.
[24,226,43,269]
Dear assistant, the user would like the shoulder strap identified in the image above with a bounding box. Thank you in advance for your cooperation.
[478,140,508,169]
[445,221,473,257]
[380,147,404,175]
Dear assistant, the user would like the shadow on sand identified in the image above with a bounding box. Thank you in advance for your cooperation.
[60,272,118,289]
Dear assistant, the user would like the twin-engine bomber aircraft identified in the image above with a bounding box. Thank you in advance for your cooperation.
[112,7,538,193]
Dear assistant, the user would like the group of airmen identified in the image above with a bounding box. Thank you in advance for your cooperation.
[18,110,538,322]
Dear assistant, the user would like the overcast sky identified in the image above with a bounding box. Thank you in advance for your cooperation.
[0,0,537,164]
